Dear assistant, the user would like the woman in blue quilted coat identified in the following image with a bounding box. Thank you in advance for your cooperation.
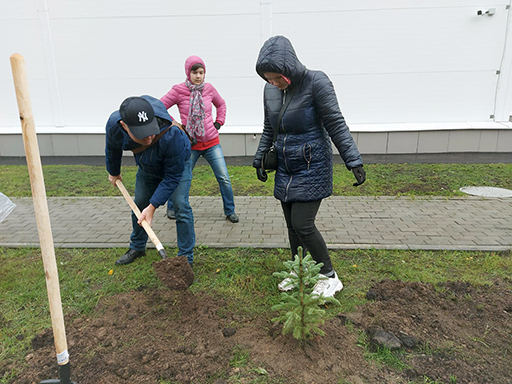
[253,35,366,298]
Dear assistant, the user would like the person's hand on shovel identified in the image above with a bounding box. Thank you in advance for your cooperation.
[108,173,122,185]
[138,204,156,227]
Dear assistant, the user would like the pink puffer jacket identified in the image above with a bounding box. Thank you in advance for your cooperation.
[160,55,227,143]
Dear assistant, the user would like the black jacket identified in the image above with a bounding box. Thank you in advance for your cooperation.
[254,35,363,202]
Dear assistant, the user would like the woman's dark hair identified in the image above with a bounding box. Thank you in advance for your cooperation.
[191,63,204,71]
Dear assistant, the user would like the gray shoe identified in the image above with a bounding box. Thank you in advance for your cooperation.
[115,249,145,265]
[226,213,239,223]
[166,209,176,220]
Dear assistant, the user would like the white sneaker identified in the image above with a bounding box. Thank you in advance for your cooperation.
[311,272,343,298]
[278,271,298,291]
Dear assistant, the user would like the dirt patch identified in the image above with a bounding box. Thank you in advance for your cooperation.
[153,256,194,290]
[347,279,512,384]
[7,279,512,384]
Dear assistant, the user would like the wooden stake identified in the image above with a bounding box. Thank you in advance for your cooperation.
[10,53,69,366]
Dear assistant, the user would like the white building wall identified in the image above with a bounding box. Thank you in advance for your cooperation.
[1,0,512,155]
[273,1,512,123]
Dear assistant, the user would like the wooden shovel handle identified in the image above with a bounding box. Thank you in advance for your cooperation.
[115,179,167,257]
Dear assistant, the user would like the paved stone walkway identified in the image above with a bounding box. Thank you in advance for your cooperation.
[1,196,510,251]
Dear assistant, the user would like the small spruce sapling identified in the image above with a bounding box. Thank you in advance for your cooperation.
[272,247,340,340]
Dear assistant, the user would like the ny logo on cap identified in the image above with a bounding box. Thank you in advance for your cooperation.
[138,111,149,123]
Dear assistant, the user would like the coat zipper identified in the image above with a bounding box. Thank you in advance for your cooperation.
[303,143,312,170]
[281,90,293,201]
[283,133,292,201]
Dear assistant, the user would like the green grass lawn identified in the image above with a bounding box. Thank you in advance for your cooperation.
[1,163,511,197]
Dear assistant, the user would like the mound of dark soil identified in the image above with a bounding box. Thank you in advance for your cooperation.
[153,256,194,290]
[7,279,512,384]
[347,279,512,384]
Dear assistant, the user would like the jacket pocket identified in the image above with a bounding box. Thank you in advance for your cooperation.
[302,143,312,170]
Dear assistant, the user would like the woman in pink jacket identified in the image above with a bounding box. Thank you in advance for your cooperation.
[160,55,239,223]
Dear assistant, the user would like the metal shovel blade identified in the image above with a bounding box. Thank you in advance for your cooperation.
[40,362,78,384]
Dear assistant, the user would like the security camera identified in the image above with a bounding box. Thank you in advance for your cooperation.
[477,8,496,16]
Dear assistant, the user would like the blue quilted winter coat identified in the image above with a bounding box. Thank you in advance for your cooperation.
[253,35,363,202]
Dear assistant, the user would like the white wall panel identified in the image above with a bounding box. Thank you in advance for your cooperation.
[334,71,497,123]
[209,78,264,126]
[0,18,52,126]
[272,4,509,123]
[272,0,508,12]
[1,0,512,133]
[274,8,507,74]
[0,0,39,20]
[49,15,260,81]
[46,0,260,18]
[45,12,262,126]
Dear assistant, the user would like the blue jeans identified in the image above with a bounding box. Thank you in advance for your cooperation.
[131,159,195,263]
[167,144,236,216]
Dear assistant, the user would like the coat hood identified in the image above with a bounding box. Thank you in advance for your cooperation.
[255,35,307,87]
[185,55,206,81]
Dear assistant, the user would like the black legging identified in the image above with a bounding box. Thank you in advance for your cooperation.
[280,199,333,275]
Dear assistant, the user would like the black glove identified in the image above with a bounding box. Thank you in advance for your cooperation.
[213,122,221,130]
[351,166,366,186]
[256,167,268,182]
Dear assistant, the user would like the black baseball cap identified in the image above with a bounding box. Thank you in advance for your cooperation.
[119,97,160,139]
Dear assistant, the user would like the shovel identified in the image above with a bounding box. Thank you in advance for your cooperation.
[115,179,167,259]
[115,179,194,289]
[10,53,78,384]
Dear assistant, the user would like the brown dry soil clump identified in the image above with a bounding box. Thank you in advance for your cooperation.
[9,279,512,384]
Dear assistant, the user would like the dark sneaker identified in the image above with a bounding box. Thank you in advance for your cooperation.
[226,213,239,223]
[115,249,145,265]
[167,209,176,220]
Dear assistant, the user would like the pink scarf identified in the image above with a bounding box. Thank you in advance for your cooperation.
[186,79,205,138]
